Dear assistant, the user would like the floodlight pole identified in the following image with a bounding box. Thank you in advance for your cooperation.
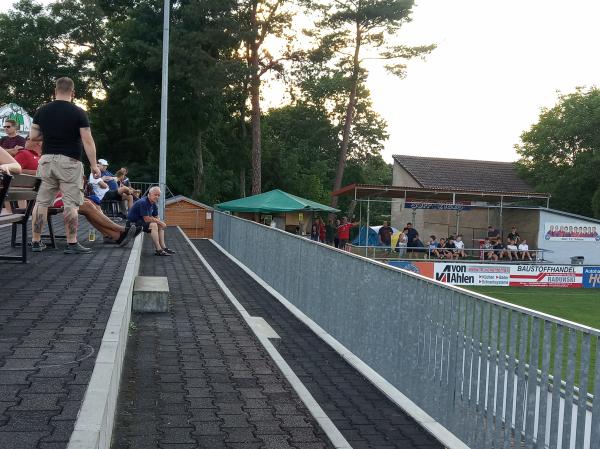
[158,0,170,218]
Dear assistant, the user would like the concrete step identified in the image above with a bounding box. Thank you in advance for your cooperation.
[132,275,169,312]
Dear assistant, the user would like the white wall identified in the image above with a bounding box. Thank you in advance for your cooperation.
[537,209,600,264]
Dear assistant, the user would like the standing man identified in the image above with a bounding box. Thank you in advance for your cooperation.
[336,216,359,250]
[405,222,418,256]
[377,220,393,248]
[127,186,175,256]
[29,77,101,254]
[0,119,26,156]
[507,226,521,244]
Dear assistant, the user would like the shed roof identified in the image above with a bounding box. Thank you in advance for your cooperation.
[166,195,213,210]
[392,155,534,193]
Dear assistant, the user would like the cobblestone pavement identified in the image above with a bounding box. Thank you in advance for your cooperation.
[113,231,335,449]
[195,240,443,449]
[0,218,133,449]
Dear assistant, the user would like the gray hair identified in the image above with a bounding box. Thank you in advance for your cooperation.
[149,186,161,194]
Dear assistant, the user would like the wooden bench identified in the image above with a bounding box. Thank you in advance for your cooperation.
[0,173,41,263]
[10,206,64,249]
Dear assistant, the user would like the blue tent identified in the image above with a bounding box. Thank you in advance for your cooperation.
[352,225,399,246]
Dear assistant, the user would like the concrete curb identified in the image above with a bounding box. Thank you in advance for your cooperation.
[209,237,470,449]
[67,234,144,449]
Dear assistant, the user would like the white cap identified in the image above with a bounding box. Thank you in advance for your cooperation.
[98,159,108,166]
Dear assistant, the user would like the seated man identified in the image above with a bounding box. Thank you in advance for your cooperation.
[54,195,137,246]
[427,235,440,258]
[444,236,458,259]
[0,120,26,156]
[506,238,519,261]
[88,171,110,205]
[492,239,506,261]
[97,158,134,216]
[127,186,175,256]
[483,238,497,261]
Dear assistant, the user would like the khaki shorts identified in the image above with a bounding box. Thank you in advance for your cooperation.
[37,154,84,208]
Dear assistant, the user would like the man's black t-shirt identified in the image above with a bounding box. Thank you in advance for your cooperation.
[33,100,90,160]
[378,226,393,245]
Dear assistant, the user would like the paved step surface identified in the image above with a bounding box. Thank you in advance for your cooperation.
[0,218,133,449]
[195,240,444,449]
[113,231,334,449]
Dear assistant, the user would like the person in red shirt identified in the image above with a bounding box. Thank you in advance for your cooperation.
[317,218,326,243]
[13,138,42,174]
[337,216,359,250]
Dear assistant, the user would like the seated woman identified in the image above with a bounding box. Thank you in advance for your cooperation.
[0,146,22,175]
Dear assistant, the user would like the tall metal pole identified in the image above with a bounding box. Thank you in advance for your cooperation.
[158,0,170,218]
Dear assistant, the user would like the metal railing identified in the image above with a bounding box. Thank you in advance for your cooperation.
[128,181,175,199]
[346,244,549,263]
[214,211,600,449]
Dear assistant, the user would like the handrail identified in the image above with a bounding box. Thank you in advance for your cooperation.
[214,210,600,449]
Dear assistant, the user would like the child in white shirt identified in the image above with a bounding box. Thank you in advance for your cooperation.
[454,235,466,258]
[518,240,532,260]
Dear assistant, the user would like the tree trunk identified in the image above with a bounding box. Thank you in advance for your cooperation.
[249,2,262,196]
[239,167,246,198]
[239,86,248,198]
[193,129,204,198]
[331,22,362,209]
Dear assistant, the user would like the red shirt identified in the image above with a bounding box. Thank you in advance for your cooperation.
[337,223,354,240]
[14,149,40,171]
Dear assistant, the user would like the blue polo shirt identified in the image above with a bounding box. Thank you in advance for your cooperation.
[127,196,158,223]
[101,170,119,190]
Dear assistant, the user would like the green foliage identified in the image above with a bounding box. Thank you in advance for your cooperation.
[1,0,398,212]
[517,88,600,217]
[0,0,79,111]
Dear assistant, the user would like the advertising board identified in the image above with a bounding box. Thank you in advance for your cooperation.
[508,265,582,288]
[433,263,510,286]
[583,267,600,288]
[389,261,584,288]
[543,222,600,242]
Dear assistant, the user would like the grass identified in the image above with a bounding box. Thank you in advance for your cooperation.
[467,287,600,330]
[467,287,600,389]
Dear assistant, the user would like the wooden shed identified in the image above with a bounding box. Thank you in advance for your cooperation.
[165,195,213,239]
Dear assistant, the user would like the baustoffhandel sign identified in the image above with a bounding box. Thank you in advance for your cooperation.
[389,261,584,288]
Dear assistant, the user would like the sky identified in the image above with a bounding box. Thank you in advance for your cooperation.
[2,0,599,164]
[367,0,600,163]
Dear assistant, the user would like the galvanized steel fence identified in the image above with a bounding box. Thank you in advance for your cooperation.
[213,211,600,449]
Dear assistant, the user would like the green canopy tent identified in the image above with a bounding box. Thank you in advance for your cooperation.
[215,189,339,213]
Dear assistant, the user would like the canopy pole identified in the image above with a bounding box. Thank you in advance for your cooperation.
[365,197,370,257]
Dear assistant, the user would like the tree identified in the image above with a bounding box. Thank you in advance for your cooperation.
[237,0,295,195]
[301,0,435,208]
[0,0,80,112]
[516,87,600,217]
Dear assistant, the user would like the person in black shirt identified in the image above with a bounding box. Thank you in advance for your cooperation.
[378,220,393,247]
[29,77,101,254]
[507,226,521,244]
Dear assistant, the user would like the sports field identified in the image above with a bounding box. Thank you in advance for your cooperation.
[467,287,600,329]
